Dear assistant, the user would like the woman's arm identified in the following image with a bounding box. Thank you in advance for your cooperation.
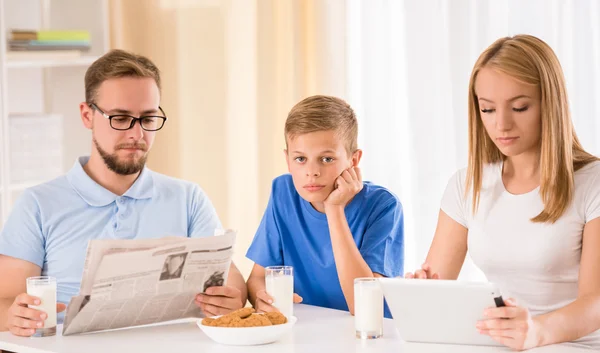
[409,210,468,279]
[479,217,600,350]
[535,217,600,345]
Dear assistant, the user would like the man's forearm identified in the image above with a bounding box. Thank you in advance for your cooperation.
[326,206,374,315]
[227,265,248,307]
[0,298,13,331]
[246,275,265,307]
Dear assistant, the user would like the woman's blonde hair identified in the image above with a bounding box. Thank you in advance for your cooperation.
[466,34,598,223]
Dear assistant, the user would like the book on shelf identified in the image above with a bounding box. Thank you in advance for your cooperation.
[9,41,91,51]
[8,29,91,51]
[9,30,36,41]
[10,29,91,41]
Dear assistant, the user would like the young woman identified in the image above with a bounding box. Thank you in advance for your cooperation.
[406,35,600,350]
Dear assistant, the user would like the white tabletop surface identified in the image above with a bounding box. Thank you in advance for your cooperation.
[0,304,593,353]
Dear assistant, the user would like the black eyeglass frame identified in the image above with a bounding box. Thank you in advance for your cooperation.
[88,103,168,131]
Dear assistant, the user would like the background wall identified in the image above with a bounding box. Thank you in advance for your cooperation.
[109,0,600,279]
[109,0,342,277]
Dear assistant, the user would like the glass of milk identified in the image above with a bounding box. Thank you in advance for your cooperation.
[26,276,57,337]
[265,266,294,319]
[354,277,383,339]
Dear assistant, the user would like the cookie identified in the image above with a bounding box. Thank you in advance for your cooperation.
[201,317,215,326]
[265,311,287,325]
[203,309,287,327]
[211,313,237,326]
[231,307,255,319]
[237,314,272,327]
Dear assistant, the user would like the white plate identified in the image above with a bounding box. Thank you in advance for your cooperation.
[197,315,297,346]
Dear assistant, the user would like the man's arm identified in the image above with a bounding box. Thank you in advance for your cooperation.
[194,262,247,316]
[0,255,42,334]
[0,190,66,336]
[226,262,248,305]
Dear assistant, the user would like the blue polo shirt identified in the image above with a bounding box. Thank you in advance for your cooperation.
[246,174,404,318]
[0,156,222,323]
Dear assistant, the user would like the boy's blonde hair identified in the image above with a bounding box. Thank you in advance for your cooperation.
[85,49,161,104]
[467,34,598,223]
[285,95,358,154]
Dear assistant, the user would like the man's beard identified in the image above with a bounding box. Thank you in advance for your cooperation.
[94,138,148,175]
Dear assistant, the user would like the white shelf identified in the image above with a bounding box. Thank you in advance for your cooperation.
[6,55,100,69]
[0,0,109,224]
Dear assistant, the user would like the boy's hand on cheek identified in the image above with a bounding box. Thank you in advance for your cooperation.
[324,167,363,210]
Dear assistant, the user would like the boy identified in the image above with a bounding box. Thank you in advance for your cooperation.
[246,95,403,317]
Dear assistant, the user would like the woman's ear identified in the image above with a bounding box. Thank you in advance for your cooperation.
[352,149,363,167]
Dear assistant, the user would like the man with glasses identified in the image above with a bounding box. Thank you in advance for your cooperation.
[0,50,247,337]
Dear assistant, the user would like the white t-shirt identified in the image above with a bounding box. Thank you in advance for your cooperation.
[441,161,600,348]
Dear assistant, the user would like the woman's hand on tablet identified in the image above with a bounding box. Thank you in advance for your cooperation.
[404,262,440,279]
[476,298,541,350]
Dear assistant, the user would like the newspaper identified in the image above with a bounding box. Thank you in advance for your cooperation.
[62,230,236,335]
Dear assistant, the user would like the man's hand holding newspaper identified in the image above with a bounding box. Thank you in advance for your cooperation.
[62,230,238,335]
[195,285,244,317]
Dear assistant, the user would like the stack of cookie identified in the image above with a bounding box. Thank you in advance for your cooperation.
[202,308,287,328]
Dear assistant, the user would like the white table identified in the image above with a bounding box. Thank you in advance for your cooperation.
[0,304,593,353]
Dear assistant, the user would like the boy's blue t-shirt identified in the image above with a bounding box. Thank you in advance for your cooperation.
[246,174,404,318]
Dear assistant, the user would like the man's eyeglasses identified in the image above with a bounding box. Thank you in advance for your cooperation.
[88,103,167,131]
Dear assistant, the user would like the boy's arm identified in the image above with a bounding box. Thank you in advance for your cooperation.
[245,179,302,313]
[324,167,378,315]
[326,207,379,315]
[246,264,267,308]
[247,263,303,312]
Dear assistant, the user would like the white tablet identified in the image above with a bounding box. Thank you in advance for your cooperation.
[378,278,505,346]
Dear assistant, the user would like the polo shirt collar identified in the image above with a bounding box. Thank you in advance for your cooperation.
[66,156,155,207]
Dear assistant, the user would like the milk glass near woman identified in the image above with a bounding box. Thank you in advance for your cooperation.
[354,278,383,339]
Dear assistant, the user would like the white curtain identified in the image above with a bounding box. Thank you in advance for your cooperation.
[110,0,600,278]
[344,0,600,279]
